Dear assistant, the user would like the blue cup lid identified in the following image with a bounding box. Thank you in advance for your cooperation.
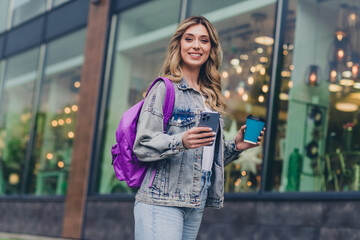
[247,114,265,122]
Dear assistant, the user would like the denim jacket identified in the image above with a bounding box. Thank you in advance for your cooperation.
[133,78,242,209]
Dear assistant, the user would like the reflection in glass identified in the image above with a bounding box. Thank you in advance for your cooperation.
[11,0,47,27]
[98,0,276,194]
[28,29,86,195]
[98,0,181,194]
[271,0,360,192]
[0,48,40,195]
[210,3,275,193]
[0,0,10,33]
[52,0,71,8]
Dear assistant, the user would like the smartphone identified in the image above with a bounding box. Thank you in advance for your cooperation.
[199,111,220,146]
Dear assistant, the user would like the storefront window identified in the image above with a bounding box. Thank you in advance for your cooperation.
[98,0,276,194]
[0,48,40,195]
[98,0,182,194]
[11,0,47,27]
[28,28,86,195]
[191,1,276,192]
[270,0,360,192]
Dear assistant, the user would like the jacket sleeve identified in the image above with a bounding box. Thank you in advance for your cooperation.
[133,81,185,162]
[224,139,243,167]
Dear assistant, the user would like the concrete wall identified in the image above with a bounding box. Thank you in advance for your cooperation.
[0,199,359,239]
[83,200,360,240]
[0,200,64,237]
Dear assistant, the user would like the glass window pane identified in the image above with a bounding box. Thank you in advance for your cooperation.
[11,0,47,27]
[189,0,247,16]
[270,0,360,192]
[0,48,40,195]
[52,0,71,8]
[97,0,276,194]
[0,0,10,33]
[28,28,86,195]
[117,0,181,42]
[97,0,181,194]
[214,3,276,193]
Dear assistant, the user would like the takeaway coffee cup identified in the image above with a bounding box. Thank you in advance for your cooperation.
[244,115,265,144]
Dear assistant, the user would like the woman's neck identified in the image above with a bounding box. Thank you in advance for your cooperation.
[182,66,200,92]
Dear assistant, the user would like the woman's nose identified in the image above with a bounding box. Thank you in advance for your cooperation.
[192,40,200,49]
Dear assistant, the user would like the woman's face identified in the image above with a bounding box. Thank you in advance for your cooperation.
[180,24,211,71]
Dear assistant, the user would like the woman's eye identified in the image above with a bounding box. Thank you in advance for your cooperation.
[201,39,209,43]
[185,38,192,41]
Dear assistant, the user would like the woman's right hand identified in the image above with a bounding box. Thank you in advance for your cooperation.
[182,127,216,149]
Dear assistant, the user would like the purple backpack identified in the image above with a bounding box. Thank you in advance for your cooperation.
[111,77,175,188]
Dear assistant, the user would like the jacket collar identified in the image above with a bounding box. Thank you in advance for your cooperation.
[176,78,193,91]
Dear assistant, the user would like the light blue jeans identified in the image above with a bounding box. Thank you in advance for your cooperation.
[134,170,212,240]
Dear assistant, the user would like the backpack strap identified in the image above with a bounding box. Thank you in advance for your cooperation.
[146,77,175,131]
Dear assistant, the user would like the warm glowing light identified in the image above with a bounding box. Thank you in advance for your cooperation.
[342,71,352,79]
[289,65,295,71]
[281,71,291,78]
[236,66,243,74]
[330,70,337,81]
[262,85,269,93]
[230,58,240,66]
[58,161,64,168]
[258,95,265,103]
[336,31,345,41]
[240,54,248,60]
[257,47,264,54]
[339,79,354,86]
[250,66,256,73]
[347,61,354,68]
[66,118,72,124]
[247,181,252,187]
[71,105,78,112]
[64,107,71,114]
[9,173,19,185]
[248,76,254,85]
[222,71,229,79]
[279,93,289,101]
[254,36,274,46]
[288,81,293,88]
[224,90,231,99]
[242,93,249,102]
[51,120,58,127]
[309,73,317,84]
[353,83,360,89]
[283,50,288,55]
[58,119,64,126]
[74,81,81,88]
[235,178,241,187]
[329,84,343,92]
[338,49,344,59]
[259,57,268,63]
[260,68,266,75]
[241,171,246,176]
[68,131,75,138]
[335,102,358,112]
[237,87,245,95]
[349,13,357,24]
[352,65,359,76]
[47,153,53,160]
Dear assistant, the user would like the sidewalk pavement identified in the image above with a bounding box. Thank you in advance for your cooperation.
[0,232,74,240]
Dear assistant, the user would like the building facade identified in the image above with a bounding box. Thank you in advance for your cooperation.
[0,0,360,239]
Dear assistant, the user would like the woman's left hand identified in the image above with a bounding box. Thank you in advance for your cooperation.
[234,125,266,151]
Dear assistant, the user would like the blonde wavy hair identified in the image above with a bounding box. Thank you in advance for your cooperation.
[160,16,226,114]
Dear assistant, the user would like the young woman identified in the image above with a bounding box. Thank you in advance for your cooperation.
[133,16,265,240]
